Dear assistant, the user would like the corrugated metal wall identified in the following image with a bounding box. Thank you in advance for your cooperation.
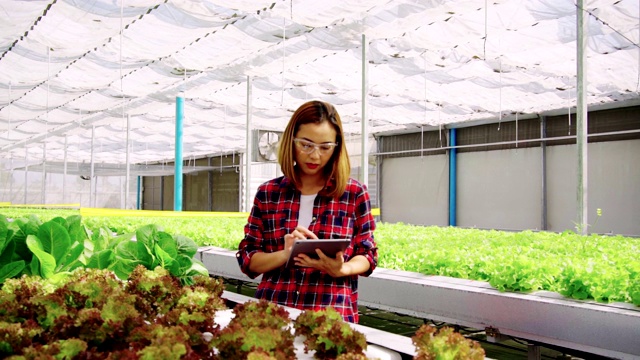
[378,105,640,236]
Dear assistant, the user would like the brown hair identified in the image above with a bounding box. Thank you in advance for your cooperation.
[278,100,351,198]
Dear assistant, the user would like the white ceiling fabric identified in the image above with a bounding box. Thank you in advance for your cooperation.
[0,0,638,167]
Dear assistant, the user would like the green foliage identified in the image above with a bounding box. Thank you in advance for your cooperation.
[0,320,43,355]
[0,213,208,286]
[377,224,640,305]
[294,307,367,359]
[231,300,291,329]
[112,223,209,284]
[4,209,640,305]
[81,215,246,250]
[411,325,485,360]
[76,214,640,306]
[0,214,88,284]
[215,323,295,360]
[0,266,225,358]
[213,299,295,360]
[132,324,189,360]
[0,260,487,359]
[15,337,88,360]
[0,208,79,222]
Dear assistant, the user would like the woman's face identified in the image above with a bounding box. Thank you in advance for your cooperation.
[293,121,338,177]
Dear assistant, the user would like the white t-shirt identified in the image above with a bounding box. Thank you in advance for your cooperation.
[298,193,318,228]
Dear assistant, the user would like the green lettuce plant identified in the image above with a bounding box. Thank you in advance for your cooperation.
[0,214,87,285]
[411,324,485,360]
[0,214,208,286]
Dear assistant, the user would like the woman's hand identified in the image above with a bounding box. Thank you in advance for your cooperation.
[296,252,371,278]
[283,226,318,257]
[249,226,318,274]
[295,250,347,277]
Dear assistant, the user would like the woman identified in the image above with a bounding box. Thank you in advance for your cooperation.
[236,100,378,323]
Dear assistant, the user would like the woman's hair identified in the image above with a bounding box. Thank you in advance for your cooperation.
[278,100,351,198]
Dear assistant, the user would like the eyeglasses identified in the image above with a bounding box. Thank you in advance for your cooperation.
[293,138,338,155]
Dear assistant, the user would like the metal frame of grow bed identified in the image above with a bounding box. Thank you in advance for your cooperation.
[197,246,640,360]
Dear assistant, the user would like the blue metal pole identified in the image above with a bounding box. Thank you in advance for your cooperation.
[448,128,457,226]
[174,95,184,211]
[136,176,141,210]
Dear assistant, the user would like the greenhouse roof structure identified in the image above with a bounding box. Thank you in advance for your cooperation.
[0,0,638,168]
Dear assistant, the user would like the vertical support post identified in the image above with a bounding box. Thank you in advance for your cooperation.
[376,136,383,221]
[125,114,131,209]
[527,344,541,360]
[576,0,588,234]
[7,83,12,202]
[208,156,213,211]
[361,34,369,186]
[43,47,49,204]
[136,176,141,210]
[63,136,67,202]
[24,147,28,204]
[540,116,548,231]
[245,76,253,213]
[448,128,457,227]
[174,95,184,211]
[41,143,46,204]
[160,176,164,210]
[9,158,13,203]
[90,125,95,208]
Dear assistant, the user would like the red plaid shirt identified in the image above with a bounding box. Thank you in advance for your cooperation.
[236,176,378,323]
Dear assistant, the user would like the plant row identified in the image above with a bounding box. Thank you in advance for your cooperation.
[2,208,639,305]
[0,212,484,359]
[0,213,208,286]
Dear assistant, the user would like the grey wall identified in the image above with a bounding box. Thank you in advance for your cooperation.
[457,147,542,231]
[547,140,640,236]
[380,139,640,236]
[381,155,449,226]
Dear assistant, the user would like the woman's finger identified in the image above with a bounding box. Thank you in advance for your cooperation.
[295,226,318,239]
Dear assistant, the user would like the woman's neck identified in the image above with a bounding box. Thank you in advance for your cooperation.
[298,173,325,195]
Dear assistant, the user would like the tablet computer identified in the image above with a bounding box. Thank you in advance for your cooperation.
[285,238,351,267]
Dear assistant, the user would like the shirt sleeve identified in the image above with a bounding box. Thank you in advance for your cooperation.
[236,187,265,279]
[350,182,378,276]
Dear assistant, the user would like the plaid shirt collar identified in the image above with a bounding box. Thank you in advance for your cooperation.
[279,175,335,194]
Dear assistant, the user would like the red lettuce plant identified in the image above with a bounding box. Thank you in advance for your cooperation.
[293,307,367,359]
[213,300,295,360]
[0,266,226,359]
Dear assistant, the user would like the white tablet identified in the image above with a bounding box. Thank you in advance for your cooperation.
[285,238,351,267]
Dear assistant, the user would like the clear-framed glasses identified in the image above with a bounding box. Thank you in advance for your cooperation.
[293,138,338,155]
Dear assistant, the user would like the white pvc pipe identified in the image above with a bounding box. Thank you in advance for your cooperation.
[41,143,46,204]
[361,34,369,186]
[90,125,95,208]
[125,114,131,208]
[9,157,13,203]
[245,76,253,212]
[63,136,67,201]
[24,147,28,204]
[576,0,588,235]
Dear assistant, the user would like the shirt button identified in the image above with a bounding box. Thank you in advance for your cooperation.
[311,217,317,221]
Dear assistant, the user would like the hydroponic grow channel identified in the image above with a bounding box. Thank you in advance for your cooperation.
[198,246,640,360]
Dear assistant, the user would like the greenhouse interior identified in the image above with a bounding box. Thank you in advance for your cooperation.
[0,0,639,359]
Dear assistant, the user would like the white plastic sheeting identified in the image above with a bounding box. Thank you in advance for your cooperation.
[0,0,638,166]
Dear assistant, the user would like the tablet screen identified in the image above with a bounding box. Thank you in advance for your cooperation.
[285,238,350,267]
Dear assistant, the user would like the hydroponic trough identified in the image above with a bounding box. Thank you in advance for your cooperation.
[198,246,640,359]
